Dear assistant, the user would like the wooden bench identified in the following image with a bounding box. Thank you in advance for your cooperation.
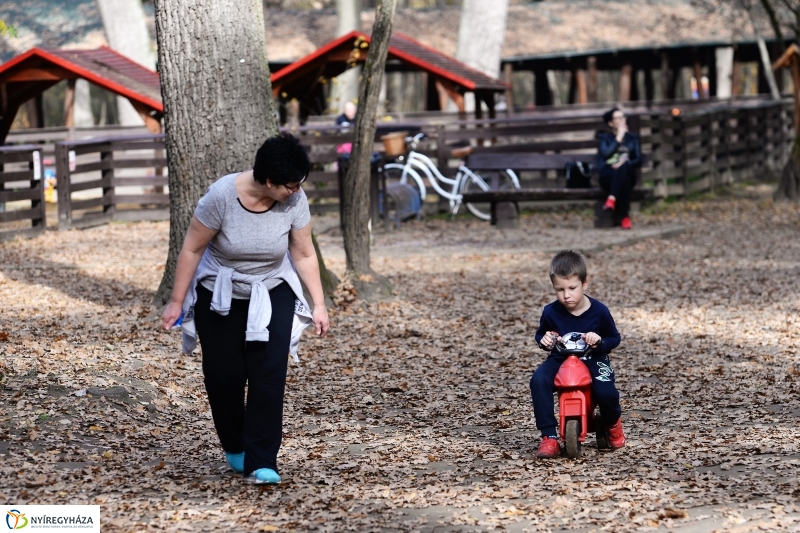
[462,152,652,228]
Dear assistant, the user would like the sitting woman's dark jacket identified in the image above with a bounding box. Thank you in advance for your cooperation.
[595,130,641,172]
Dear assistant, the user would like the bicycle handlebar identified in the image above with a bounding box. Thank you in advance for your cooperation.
[405,132,427,150]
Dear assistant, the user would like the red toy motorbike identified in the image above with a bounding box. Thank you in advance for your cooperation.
[553,332,610,458]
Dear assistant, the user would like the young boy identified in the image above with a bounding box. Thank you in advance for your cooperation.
[530,250,626,458]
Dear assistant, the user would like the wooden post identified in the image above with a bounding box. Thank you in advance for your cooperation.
[791,55,800,133]
[644,68,654,105]
[534,68,551,106]
[619,63,633,101]
[503,63,514,116]
[63,79,76,128]
[101,147,115,216]
[661,52,673,101]
[587,56,598,103]
[732,49,741,97]
[574,62,588,104]
[55,142,72,229]
[436,124,447,175]
[30,149,46,230]
[474,91,483,145]
[693,56,705,99]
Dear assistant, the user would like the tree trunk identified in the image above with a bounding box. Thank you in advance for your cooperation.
[774,138,800,201]
[97,0,154,126]
[454,0,508,114]
[152,0,279,306]
[332,0,362,114]
[341,0,396,299]
[455,0,509,79]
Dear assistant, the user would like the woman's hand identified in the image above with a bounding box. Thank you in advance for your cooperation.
[161,301,183,330]
[615,123,627,142]
[313,305,330,337]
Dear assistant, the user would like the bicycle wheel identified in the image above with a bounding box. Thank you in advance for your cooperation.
[460,170,519,221]
[382,163,425,224]
[383,163,426,198]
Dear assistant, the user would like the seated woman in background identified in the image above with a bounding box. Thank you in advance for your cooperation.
[596,107,641,229]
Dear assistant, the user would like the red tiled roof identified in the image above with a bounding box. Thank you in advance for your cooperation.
[0,46,162,112]
[271,30,508,93]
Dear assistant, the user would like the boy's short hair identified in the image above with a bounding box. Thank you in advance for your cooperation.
[550,250,587,283]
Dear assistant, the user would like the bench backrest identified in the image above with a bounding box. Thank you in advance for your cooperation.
[466,152,594,171]
[466,152,649,171]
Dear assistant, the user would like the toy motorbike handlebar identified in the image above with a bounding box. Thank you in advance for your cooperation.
[552,332,591,355]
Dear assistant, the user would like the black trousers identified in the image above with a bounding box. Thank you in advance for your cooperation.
[599,162,637,222]
[530,353,622,438]
[194,282,295,475]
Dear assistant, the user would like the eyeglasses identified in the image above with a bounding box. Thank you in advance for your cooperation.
[282,183,302,193]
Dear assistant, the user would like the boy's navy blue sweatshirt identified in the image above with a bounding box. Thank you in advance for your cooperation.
[534,296,621,356]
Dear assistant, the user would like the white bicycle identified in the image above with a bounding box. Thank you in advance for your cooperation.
[382,133,520,221]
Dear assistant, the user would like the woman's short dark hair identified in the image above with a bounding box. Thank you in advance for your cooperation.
[253,132,311,186]
[602,107,621,125]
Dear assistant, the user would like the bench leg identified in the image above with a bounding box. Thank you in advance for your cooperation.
[594,200,615,228]
[494,201,519,229]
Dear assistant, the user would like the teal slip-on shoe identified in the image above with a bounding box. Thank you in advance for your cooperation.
[225,452,244,473]
[251,468,281,484]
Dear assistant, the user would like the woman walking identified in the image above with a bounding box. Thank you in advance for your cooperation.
[596,107,642,229]
[161,133,329,484]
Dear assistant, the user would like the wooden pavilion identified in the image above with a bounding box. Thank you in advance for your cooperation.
[270,30,509,123]
[502,39,791,107]
[0,46,163,143]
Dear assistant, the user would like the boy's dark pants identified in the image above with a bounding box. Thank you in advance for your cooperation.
[194,282,295,475]
[530,352,621,437]
[599,162,637,223]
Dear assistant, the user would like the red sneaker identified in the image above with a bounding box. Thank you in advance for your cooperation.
[603,197,616,210]
[606,419,626,449]
[620,217,632,230]
[536,436,561,458]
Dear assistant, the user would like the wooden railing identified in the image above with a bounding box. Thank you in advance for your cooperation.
[639,100,792,197]
[54,135,168,230]
[6,98,790,235]
[0,145,46,242]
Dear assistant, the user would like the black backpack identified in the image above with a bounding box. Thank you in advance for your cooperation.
[565,161,592,188]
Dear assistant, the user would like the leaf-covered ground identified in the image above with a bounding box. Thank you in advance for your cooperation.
[1,185,799,532]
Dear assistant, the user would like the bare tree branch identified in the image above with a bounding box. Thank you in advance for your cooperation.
[760,0,786,50]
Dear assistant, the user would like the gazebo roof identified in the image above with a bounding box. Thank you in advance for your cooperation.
[271,30,509,97]
[0,46,162,141]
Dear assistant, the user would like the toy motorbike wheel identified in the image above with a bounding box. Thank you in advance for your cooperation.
[594,410,610,449]
[565,419,581,458]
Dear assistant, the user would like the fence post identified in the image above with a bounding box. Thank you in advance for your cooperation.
[101,146,115,216]
[436,124,447,171]
[703,112,715,193]
[55,142,72,229]
[678,114,688,197]
[31,149,45,230]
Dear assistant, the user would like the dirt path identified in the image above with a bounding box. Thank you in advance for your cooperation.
[1,185,798,532]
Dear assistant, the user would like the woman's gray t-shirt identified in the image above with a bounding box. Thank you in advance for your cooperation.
[193,173,311,298]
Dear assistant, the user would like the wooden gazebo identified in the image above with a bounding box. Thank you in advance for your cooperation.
[0,46,163,143]
[271,30,509,122]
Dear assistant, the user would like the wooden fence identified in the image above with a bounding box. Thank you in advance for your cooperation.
[1,97,791,236]
[0,145,46,242]
[639,101,791,197]
[54,135,168,230]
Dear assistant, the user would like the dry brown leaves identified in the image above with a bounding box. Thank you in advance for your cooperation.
[1,184,799,532]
